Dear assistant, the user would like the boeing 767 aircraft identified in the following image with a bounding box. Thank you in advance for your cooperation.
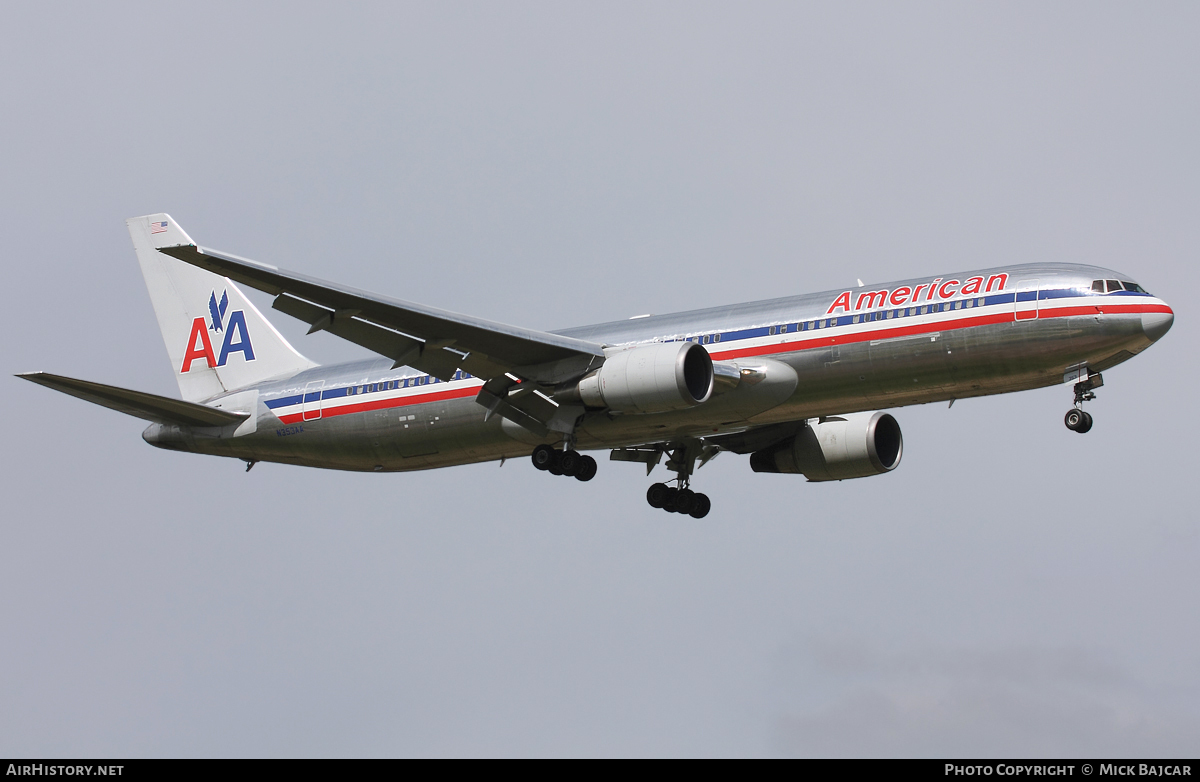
[19,214,1174,518]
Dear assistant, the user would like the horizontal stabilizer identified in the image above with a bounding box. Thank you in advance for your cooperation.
[16,372,249,428]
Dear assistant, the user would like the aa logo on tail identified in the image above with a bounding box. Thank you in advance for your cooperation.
[181,289,256,372]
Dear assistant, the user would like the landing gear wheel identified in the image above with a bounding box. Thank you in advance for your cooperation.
[674,488,696,515]
[531,444,556,471]
[646,483,669,508]
[1079,411,1094,434]
[547,450,564,475]
[662,487,680,513]
[689,493,711,519]
[1064,409,1085,432]
[559,449,581,477]
[574,455,598,482]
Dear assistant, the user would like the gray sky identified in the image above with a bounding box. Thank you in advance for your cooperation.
[2,1,1197,757]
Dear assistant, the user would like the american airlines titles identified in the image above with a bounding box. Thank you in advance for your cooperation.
[826,274,1009,316]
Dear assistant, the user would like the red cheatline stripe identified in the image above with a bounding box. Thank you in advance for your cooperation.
[275,385,479,424]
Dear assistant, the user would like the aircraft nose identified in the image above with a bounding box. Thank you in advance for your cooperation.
[1142,307,1174,343]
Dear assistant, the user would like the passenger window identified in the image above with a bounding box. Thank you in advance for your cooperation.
[768,326,775,335]
[714,334,721,342]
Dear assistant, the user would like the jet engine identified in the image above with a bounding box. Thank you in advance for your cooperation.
[556,342,714,414]
[749,411,902,481]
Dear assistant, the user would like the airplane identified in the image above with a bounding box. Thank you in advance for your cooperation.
[18,214,1174,518]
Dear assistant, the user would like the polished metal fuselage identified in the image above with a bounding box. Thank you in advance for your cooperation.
[142,262,1173,471]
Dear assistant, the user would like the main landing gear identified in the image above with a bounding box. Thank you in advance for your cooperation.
[1064,371,1103,434]
[643,440,715,518]
[646,482,712,518]
[531,443,598,481]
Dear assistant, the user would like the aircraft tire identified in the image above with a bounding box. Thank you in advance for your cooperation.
[559,449,581,477]
[662,487,679,513]
[674,489,696,515]
[574,455,597,482]
[1064,409,1085,431]
[1079,412,1094,433]
[689,493,712,519]
[646,482,669,508]
[531,444,556,471]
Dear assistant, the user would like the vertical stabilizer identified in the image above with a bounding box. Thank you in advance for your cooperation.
[127,214,317,402]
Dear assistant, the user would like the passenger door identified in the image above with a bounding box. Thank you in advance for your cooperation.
[302,380,324,421]
[1014,279,1040,321]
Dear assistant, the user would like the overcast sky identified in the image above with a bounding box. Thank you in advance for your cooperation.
[2,1,1197,758]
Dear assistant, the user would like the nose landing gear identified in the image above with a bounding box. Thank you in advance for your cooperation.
[1064,371,1103,434]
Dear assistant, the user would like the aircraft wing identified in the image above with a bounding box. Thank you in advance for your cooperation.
[157,244,605,385]
[16,372,249,428]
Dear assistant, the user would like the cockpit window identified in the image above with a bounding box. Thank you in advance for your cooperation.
[1091,279,1150,294]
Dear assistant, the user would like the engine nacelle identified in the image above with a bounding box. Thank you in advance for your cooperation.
[749,411,903,481]
[559,342,714,414]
